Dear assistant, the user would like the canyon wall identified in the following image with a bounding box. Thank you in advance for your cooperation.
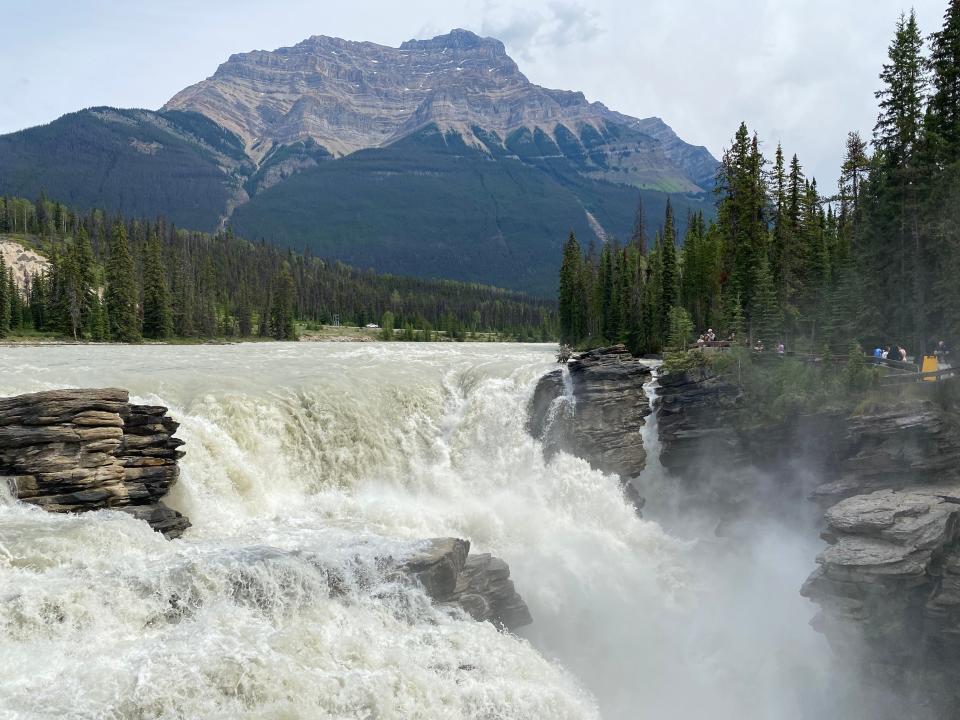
[531,351,960,716]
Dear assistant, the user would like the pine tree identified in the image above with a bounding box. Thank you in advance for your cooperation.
[860,9,931,350]
[927,0,960,164]
[0,255,9,338]
[142,232,172,339]
[558,232,587,345]
[750,256,782,346]
[106,221,141,342]
[271,263,297,341]
[659,201,679,345]
[237,292,253,337]
[630,193,647,254]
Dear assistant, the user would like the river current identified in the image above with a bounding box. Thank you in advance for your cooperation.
[0,343,836,719]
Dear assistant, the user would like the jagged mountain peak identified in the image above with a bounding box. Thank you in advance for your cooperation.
[399,28,506,54]
[162,28,715,192]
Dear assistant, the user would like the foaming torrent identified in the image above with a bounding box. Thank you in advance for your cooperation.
[0,343,844,719]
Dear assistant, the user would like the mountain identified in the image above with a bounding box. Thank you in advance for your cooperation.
[0,29,718,295]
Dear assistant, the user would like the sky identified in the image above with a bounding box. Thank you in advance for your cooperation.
[0,0,949,186]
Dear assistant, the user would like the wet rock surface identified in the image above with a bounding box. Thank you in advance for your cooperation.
[0,388,190,538]
[528,345,651,507]
[402,537,532,630]
[651,366,960,715]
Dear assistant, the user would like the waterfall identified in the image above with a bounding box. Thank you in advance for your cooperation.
[0,343,840,719]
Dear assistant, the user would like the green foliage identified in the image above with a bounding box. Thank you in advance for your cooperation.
[0,109,245,231]
[662,348,709,374]
[667,306,694,351]
[270,263,297,341]
[105,222,141,343]
[380,311,395,341]
[2,194,557,343]
[142,232,173,339]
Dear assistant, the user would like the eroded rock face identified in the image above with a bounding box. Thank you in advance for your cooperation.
[528,345,650,508]
[0,388,189,538]
[402,537,532,630]
[163,29,716,191]
[802,485,960,717]
[651,367,960,714]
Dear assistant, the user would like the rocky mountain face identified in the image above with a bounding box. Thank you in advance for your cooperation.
[165,29,715,192]
[0,29,716,295]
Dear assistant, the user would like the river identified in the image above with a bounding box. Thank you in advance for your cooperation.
[0,343,839,719]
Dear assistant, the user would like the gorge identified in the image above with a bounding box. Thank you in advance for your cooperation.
[1,341,856,720]
[530,347,960,719]
[0,343,928,720]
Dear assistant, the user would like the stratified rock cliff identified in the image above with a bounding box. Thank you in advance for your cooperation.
[528,345,651,508]
[652,367,960,716]
[0,388,190,538]
[164,29,716,191]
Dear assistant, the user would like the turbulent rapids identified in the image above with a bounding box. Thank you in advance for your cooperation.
[0,344,836,720]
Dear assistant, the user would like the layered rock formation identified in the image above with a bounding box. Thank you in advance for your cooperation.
[530,352,960,710]
[402,537,532,630]
[164,29,716,191]
[528,345,651,508]
[0,388,190,538]
[652,367,960,714]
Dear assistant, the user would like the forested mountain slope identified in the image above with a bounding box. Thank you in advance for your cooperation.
[0,30,717,295]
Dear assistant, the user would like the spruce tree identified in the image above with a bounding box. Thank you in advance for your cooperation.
[862,10,930,350]
[927,0,960,164]
[659,202,679,345]
[105,221,141,342]
[271,263,297,341]
[0,255,9,338]
[142,232,172,339]
[558,232,586,345]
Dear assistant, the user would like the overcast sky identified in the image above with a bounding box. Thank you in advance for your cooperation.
[0,0,948,185]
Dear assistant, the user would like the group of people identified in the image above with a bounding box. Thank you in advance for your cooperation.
[752,339,786,354]
[697,328,718,344]
[872,344,909,363]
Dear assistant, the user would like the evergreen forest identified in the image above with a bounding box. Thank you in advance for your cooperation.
[558,3,960,359]
[0,197,556,343]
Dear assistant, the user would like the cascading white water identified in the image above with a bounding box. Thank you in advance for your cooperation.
[0,344,839,720]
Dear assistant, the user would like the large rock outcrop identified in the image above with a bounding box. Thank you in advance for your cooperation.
[528,345,651,507]
[0,388,190,538]
[652,366,960,714]
[402,538,532,630]
[802,485,960,717]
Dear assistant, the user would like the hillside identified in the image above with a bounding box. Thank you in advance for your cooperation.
[0,29,718,295]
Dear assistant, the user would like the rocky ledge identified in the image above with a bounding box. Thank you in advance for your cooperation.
[403,538,532,630]
[652,367,960,713]
[0,388,190,538]
[528,345,651,508]
[802,485,960,716]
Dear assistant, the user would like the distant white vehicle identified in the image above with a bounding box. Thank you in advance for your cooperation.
[365,323,380,329]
